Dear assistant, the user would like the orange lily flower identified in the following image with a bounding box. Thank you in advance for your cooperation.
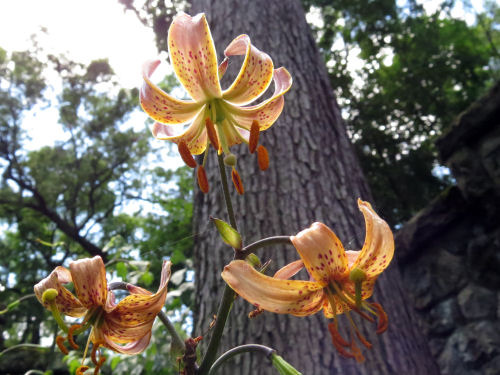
[140,12,292,192]
[34,256,171,373]
[221,199,394,361]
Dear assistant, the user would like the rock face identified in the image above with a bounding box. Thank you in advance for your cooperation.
[396,81,500,375]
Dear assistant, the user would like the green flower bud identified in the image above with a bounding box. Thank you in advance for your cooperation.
[271,353,302,375]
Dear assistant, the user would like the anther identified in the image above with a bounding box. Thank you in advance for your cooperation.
[256,145,269,171]
[349,332,366,363]
[205,118,220,151]
[197,165,209,193]
[76,366,89,375]
[67,324,82,350]
[231,168,244,195]
[328,322,349,347]
[91,343,101,365]
[178,141,197,168]
[248,120,260,154]
[56,335,69,355]
[371,303,388,334]
[93,356,106,375]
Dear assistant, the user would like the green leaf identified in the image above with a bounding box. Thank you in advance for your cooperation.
[211,217,242,250]
[116,262,128,279]
[111,356,121,370]
[140,271,154,286]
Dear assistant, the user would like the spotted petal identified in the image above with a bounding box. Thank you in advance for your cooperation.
[222,35,274,105]
[101,261,171,343]
[291,222,349,286]
[168,13,222,101]
[102,331,152,355]
[222,260,324,317]
[69,256,107,309]
[350,199,394,277]
[152,106,208,155]
[34,266,87,318]
[223,67,292,131]
[140,60,202,125]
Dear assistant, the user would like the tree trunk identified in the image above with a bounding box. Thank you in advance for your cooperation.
[190,0,439,374]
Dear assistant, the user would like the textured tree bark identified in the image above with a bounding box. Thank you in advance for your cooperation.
[190,0,440,374]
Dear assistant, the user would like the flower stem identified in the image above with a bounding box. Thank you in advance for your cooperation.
[207,344,276,375]
[197,154,240,374]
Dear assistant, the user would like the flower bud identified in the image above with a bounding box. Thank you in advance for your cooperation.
[271,353,302,375]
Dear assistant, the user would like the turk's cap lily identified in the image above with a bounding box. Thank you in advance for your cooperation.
[34,256,171,355]
[221,199,394,318]
[140,12,292,177]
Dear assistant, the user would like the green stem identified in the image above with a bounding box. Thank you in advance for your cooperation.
[197,154,240,374]
[207,344,276,375]
[108,282,185,353]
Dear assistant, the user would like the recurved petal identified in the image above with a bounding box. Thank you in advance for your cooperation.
[152,106,208,155]
[168,13,222,101]
[223,67,292,131]
[34,266,87,318]
[222,35,274,105]
[273,259,304,280]
[290,222,349,286]
[141,60,203,124]
[102,261,171,339]
[69,256,107,309]
[222,260,325,317]
[350,199,394,277]
[102,331,152,354]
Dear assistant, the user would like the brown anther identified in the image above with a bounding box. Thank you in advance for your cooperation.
[91,342,102,366]
[193,336,203,343]
[328,322,349,347]
[329,329,355,359]
[248,308,264,318]
[178,141,197,168]
[248,120,260,154]
[231,168,244,195]
[350,336,366,363]
[197,165,209,193]
[256,145,269,171]
[76,366,89,375]
[205,118,220,151]
[93,356,106,375]
[372,302,388,334]
[56,335,69,355]
[354,329,373,349]
[67,324,82,350]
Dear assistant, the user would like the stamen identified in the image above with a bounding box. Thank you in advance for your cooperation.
[178,141,197,168]
[248,120,260,154]
[231,168,244,195]
[329,283,375,323]
[205,118,220,151]
[93,356,106,375]
[81,328,93,367]
[67,324,82,350]
[56,335,69,355]
[256,145,269,171]
[345,311,372,349]
[91,343,101,365]
[371,303,388,334]
[349,328,366,363]
[76,366,89,375]
[328,323,354,359]
[197,165,209,193]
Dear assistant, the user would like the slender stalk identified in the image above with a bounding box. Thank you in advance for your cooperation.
[240,236,292,258]
[207,344,276,375]
[108,282,185,353]
[197,154,240,374]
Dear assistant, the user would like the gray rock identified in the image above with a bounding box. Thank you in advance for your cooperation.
[430,298,462,334]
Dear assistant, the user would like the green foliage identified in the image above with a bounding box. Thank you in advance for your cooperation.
[0,40,194,374]
[302,0,499,225]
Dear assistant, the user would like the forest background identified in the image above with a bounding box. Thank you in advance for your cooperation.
[0,0,498,374]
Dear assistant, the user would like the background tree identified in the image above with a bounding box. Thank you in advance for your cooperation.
[302,0,499,225]
[117,0,440,373]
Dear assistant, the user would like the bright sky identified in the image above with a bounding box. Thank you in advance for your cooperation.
[0,0,158,89]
